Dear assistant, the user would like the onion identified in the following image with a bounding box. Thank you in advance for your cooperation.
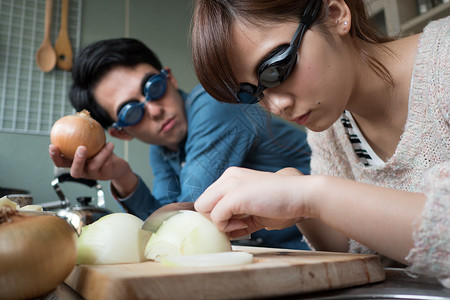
[0,196,19,210]
[145,210,232,261]
[77,213,149,264]
[161,251,254,267]
[20,204,43,211]
[50,109,106,160]
[0,205,77,299]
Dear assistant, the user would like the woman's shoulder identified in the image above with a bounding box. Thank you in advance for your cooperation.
[418,16,449,49]
[423,15,450,33]
[410,16,449,119]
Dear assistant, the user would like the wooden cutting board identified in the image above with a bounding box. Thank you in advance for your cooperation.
[65,246,385,299]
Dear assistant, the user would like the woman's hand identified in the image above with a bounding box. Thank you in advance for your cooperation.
[194,167,312,239]
[196,165,427,263]
[49,142,138,198]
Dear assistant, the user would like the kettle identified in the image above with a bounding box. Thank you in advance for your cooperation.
[42,172,112,235]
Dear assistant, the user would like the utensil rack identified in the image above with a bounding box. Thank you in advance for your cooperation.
[0,0,82,135]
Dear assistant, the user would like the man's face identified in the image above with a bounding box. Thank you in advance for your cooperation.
[93,64,188,151]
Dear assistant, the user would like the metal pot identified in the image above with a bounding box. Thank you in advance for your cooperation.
[42,173,111,235]
[3,194,33,207]
[0,187,29,197]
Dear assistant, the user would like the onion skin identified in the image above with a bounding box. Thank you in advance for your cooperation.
[50,109,106,160]
[0,213,77,300]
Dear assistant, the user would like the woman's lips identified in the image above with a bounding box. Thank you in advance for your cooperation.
[292,112,310,126]
[161,117,176,133]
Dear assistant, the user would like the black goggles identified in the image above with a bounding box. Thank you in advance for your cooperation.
[112,69,168,130]
[236,0,322,104]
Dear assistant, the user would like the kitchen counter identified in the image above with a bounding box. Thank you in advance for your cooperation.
[288,268,450,300]
[42,268,450,300]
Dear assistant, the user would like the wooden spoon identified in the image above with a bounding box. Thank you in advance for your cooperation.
[36,0,57,73]
[54,0,73,71]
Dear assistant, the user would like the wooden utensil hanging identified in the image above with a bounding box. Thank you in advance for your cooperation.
[35,0,57,72]
[54,0,73,71]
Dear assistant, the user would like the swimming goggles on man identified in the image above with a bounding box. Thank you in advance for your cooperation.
[112,69,168,130]
[237,0,322,104]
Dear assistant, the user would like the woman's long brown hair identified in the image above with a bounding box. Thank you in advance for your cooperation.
[191,0,395,103]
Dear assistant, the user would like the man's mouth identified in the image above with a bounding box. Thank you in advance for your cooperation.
[160,117,176,133]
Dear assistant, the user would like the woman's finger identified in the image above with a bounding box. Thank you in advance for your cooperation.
[195,167,241,214]
[222,218,248,232]
[209,189,252,232]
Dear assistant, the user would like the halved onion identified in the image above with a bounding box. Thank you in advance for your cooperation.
[77,213,149,264]
[145,210,232,261]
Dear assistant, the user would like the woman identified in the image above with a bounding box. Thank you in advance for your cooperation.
[190,0,449,286]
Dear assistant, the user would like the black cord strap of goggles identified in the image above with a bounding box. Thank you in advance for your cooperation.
[293,0,322,48]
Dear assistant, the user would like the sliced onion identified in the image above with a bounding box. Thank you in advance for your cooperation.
[145,210,232,261]
[161,251,254,267]
[19,204,43,211]
[77,213,149,264]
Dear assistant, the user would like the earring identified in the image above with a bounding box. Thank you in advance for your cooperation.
[344,21,348,25]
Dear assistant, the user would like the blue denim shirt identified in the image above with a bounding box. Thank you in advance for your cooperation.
[118,85,311,249]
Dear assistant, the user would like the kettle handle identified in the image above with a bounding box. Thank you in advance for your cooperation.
[57,174,106,208]
[57,173,98,187]
[47,173,106,209]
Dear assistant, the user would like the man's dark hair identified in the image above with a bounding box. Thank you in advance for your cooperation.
[69,38,163,128]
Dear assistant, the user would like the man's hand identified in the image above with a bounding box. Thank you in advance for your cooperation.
[49,142,138,198]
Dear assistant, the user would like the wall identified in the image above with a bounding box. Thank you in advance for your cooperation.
[0,0,197,213]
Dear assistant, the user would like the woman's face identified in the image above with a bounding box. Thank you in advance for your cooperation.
[231,20,355,132]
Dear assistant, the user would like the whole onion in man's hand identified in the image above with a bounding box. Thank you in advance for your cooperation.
[50,109,106,159]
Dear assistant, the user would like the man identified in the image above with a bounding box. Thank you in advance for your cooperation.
[49,38,311,249]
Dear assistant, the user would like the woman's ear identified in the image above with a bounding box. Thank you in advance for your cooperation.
[108,127,134,141]
[164,67,179,90]
[327,0,351,35]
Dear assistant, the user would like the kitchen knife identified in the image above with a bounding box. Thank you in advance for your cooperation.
[17,210,57,216]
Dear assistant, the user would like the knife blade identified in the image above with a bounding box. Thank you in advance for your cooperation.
[17,210,57,216]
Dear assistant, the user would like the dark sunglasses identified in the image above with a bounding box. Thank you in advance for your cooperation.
[237,0,322,104]
[112,69,169,130]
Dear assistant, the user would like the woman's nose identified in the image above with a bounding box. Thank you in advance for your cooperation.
[261,91,293,118]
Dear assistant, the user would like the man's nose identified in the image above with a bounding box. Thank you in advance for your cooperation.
[144,100,164,119]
